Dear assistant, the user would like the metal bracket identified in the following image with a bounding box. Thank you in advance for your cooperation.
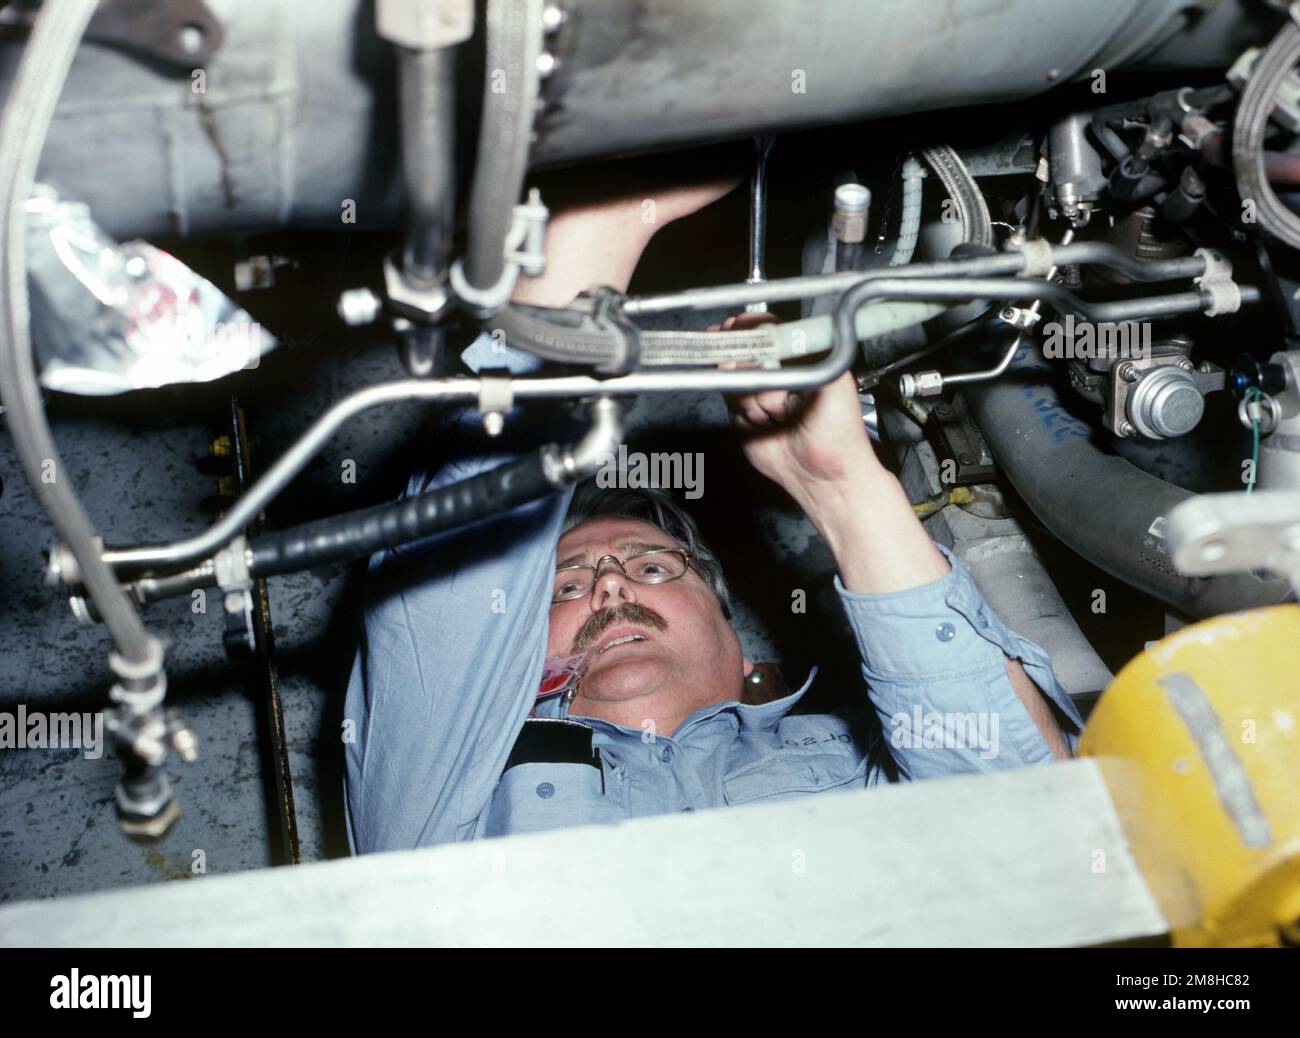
[587,286,642,375]
[1166,490,1300,595]
[924,394,998,485]
[450,190,550,318]
[478,368,515,437]
[81,0,226,69]
[1194,248,1242,317]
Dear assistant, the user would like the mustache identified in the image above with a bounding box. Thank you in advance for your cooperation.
[571,602,668,654]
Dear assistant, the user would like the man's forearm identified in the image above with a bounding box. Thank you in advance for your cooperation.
[791,460,950,596]
[795,461,1071,759]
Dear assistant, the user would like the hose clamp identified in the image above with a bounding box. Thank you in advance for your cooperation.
[1014,238,1055,278]
[477,368,515,437]
[1194,247,1242,316]
[586,286,641,375]
[451,190,550,319]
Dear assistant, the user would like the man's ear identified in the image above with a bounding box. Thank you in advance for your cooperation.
[742,656,754,678]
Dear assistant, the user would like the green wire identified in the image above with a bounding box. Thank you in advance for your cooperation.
[1244,387,1263,494]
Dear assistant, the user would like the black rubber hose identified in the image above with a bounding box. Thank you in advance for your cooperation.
[964,348,1291,618]
[248,451,555,578]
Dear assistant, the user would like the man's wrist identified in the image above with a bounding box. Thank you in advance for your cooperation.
[793,463,952,594]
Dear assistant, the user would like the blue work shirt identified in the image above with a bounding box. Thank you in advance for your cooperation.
[343,335,1085,853]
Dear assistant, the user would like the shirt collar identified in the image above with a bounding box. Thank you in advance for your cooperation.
[531,665,819,736]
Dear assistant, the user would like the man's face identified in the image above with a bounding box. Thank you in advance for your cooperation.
[547,516,752,710]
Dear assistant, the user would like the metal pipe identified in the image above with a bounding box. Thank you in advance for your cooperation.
[0,0,152,657]
[943,229,1075,390]
[745,136,775,312]
[623,242,1210,317]
[96,264,1237,579]
[397,46,457,284]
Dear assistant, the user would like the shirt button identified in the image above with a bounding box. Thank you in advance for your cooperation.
[935,622,956,642]
[536,782,555,799]
[681,806,694,812]
[659,745,674,763]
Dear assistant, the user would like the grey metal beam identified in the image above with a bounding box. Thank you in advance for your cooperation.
[0,759,1167,947]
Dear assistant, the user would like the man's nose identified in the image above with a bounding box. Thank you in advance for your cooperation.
[590,562,638,611]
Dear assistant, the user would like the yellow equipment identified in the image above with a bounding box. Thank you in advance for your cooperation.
[1080,605,1300,947]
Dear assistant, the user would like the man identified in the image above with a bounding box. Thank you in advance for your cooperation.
[343,165,1083,853]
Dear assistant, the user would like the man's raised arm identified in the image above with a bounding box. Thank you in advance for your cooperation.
[726,365,1083,779]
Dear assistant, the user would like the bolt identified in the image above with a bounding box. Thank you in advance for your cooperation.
[1000,307,1017,322]
[1175,357,1194,371]
[542,5,567,32]
[1117,419,1136,437]
[483,411,504,437]
[1117,362,1138,382]
[169,723,199,764]
[536,52,559,79]
[337,287,382,327]
[210,435,232,459]
[177,24,205,56]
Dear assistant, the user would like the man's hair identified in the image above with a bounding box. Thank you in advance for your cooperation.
[561,481,733,619]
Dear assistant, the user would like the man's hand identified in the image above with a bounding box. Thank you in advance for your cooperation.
[722,315,877,501]
[716,311,950,595]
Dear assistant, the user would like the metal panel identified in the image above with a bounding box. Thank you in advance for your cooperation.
[0,759,1168,947]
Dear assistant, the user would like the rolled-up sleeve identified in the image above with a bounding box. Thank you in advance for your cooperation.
[835,543,1084,781]
[343,335,576,853]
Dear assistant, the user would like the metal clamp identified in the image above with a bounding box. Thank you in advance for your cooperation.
[1194,248,1242,316]
[1014,238,1055,277]
[587,286,642,375]
[451,190,550,318]
[478,368,515,437]
[998,305,1043,332]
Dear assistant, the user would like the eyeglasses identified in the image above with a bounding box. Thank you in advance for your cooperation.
[552,548,696,604]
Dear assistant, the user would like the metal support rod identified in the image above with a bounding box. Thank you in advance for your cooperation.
[622,242,1210,317]
[230,398,300,866]
[398,46,457,285]
[745,136,775,312]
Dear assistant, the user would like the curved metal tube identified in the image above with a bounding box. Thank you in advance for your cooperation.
[102,280,1239,579]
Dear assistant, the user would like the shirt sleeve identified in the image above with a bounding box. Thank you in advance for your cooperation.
[834,542,1086,781]
[343,333,577,853]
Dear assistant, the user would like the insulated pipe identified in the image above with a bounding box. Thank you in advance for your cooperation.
[463,0,545,293]
[248,397,622,579]
[964,346,1292,617]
